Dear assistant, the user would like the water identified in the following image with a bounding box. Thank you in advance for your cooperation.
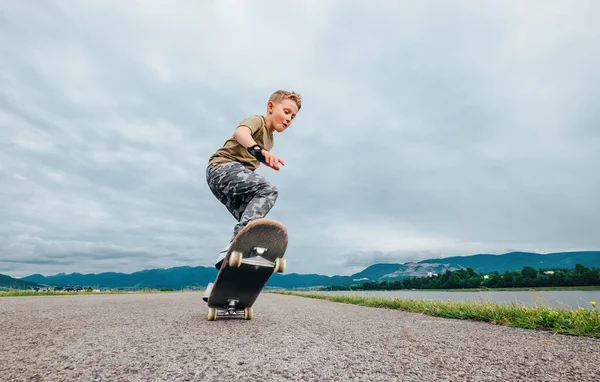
[313,290,600,310]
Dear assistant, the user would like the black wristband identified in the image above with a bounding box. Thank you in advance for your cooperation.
[247,144,266,163]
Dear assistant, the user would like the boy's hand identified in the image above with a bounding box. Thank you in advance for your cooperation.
[262,150,285,171]
[247,144,285,171]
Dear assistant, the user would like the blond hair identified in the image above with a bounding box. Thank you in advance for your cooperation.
[269,90,302,111]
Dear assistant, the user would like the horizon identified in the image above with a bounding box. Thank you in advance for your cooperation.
[8,250,600,279]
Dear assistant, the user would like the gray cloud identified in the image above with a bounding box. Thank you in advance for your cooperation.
[1,1,599,278]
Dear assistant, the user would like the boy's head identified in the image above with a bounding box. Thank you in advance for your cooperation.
[266,90,301,133]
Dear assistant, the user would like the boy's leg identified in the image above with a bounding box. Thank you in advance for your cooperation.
[229,175,279,241]
[206,162,278,267]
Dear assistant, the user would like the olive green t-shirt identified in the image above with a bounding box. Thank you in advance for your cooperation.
[208,115,273,171]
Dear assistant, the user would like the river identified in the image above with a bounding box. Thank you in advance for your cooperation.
[312,290,600,310]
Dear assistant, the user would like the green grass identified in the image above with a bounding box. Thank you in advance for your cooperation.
[0,290,126,297]
[320,285,600,292]
[475,286,600,291]
[0,289,181,297]
[275,291,600,338]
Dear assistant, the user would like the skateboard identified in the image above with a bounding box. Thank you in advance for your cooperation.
[206,218,288,321]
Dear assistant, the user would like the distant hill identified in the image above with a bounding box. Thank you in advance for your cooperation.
[418,251,600,274]
[19,251,600,290]
[0,273,40,290]
[23,266,218,290]
[351,262,463,281]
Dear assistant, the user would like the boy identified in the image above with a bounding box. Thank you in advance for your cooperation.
[202,90,301,301]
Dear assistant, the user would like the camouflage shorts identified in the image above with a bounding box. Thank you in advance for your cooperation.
[206,162,278,241]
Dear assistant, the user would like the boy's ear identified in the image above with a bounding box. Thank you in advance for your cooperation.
[266,101,274,114]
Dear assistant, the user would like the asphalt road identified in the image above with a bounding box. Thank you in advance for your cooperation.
[1,292,599,381]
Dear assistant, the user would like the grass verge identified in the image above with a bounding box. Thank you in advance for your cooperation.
[275,291,600,338]
[0,289,180,297]
[319,286,600,292]
[0,290,128,297]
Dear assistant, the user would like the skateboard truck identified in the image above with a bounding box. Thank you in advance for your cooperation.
[239,246,271,267]
[220,299,243,317]
[228,247,284,270]
[227,299,238,313]
[209,299,253,320]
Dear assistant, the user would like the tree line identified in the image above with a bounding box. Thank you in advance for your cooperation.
[323,264,600,291]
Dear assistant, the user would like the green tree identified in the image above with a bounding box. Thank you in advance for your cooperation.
[443,273,461,289]
[441,270,451,284]
[522,266,537,279]
[466,268,478,278]
[575,263,589,274]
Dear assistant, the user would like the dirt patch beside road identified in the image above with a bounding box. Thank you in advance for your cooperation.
[1,292,599,381]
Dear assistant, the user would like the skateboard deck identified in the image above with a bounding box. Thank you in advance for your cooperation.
[206,218,288,321]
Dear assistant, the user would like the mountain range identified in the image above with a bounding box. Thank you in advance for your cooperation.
[0,273,39,290]
[4,251,599,290]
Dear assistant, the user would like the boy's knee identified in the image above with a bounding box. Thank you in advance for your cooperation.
[258,182,278,203]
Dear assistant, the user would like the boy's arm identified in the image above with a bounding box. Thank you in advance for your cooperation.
[233,126,285,171]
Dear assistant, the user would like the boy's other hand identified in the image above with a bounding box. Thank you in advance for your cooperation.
[262,150,285,171]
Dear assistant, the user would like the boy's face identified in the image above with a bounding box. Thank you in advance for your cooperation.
[268,98,299,133]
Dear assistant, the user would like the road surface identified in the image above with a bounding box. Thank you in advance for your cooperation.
[1,292,599,381]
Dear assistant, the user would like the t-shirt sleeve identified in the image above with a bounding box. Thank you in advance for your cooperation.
[238,115,263,137]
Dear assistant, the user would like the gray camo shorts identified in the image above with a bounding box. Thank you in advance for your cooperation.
[206,162,278,241]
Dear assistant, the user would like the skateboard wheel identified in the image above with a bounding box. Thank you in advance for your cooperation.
[244,307,253,320]
[207,307,217,321]
[229,251,243,267]
[274,258,286,273]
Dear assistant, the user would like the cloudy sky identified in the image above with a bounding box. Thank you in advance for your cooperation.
[1,1,599,278]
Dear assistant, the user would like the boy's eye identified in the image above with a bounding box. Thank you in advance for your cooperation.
[283,108,295,119]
